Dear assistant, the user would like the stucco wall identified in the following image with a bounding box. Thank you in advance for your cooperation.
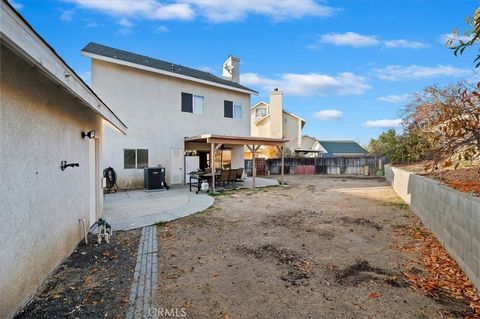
[92,60,251,188]
[282,112,301,150]
[385,165,480,292]
[0,45,103,318]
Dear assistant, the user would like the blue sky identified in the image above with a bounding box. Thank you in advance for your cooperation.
[10,0,478,145]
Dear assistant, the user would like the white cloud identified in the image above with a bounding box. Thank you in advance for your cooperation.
[319,32,380,47]
[83,18,99,28]
[155,25,170,33]
[313,32,427,49]
[363,118,402,128]
[383,39,426,49]
[60,9,74,21]
[183,0,336,22]
[440,33,473,47]
[313,109,343,120]
[69,0,194,21]
[242,72,371,96]
[374,64,472,81]
[8,0,23,10]
[118,17,134,28]
[377,94,410,103]
[67,0,335,24]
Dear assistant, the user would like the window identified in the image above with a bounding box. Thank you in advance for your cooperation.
[124,149,136,169]
[224,100,233,118]
[182,92,204,114]
[193,95,204,114]
[233,102,242,119]
[181,92,193,113]
[256,107,267,118]
[124,149,149,169]
[137,149,149,168]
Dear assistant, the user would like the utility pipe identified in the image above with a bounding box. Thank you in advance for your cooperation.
[79,218,88,244]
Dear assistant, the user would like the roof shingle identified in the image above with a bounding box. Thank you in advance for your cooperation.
[81,42,257,94]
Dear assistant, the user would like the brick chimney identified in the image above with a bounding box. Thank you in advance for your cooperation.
[269,88,283,139]
[222,55,240,83]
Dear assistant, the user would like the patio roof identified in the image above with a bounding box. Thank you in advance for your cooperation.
[184,134,288,147]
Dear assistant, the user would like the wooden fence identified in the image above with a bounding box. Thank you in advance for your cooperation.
[245,156,380,176]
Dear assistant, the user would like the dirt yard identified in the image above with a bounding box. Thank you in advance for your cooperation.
[15,230,140,319]
[155,175,478,319]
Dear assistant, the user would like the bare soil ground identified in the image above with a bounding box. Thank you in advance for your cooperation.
[155,175,478,319]
[15,230,140,319]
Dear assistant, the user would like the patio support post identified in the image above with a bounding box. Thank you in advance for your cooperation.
[281,146,284,186]
[276,145,285,186]
[251,145,256,189]
[211,142,215,193]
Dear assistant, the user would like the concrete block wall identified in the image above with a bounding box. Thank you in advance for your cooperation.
[385,165,480,292]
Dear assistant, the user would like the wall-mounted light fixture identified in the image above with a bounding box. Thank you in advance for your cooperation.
[81,130,95,139]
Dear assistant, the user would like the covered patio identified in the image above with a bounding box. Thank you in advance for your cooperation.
[185,134,288,192]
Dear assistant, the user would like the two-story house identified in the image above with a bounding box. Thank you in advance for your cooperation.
[250,89,305,155]
[82,43,265,188]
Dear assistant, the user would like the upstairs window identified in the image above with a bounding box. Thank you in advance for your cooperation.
[256,107,267,118]
[193,95,204,114]
[124,149,148,169]
[182,92,204,114]
[224,100,233,118]
[181,92,193,113]
[233,102,242,119]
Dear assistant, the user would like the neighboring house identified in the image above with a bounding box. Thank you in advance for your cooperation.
[250,89,306,153]
[298,137,367,157]
[82,43,258,188]
[0,3,126,318]
[296,135,326,157]
[317,140,368,157]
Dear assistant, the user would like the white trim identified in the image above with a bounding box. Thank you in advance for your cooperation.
[82,51,258,96]
[1,3,127,134]
[282,109,306,124]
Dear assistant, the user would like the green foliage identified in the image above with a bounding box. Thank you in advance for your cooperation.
[447,7,480,68]
[368,128,432,164]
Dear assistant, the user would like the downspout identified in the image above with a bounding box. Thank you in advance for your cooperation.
[79,218,88,244]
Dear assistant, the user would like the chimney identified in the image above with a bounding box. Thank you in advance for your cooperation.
[269,88,283,139]
[222,55,240,83]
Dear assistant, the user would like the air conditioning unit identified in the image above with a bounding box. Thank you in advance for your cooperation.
[144,167,168,191]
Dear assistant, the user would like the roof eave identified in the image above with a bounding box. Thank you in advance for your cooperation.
[82,50,258,96]
[1,3,127,134]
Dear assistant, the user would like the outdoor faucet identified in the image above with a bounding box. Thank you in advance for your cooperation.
[61,161,79,171]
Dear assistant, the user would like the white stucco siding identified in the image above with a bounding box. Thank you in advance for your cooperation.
[92,60,251,187]
[282,112,301,150]
[0,46,103,318]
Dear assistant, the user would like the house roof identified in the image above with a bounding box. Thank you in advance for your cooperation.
[1,2,127,134]
[251,101,306,127]
[317,140,368,154]
[81,42,258,95]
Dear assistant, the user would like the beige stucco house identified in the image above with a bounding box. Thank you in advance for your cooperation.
[82,43,258,188]
[0,3,126,318]
[250,89,305,154]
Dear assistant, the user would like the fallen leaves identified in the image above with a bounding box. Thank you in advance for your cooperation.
[369,292,380,299]
[394,221,480,318]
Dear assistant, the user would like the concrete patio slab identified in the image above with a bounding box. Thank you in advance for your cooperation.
[104,187,214,230]
[103,177,278,230]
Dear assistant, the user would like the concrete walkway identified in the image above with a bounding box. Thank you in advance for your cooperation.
[126,225,157,319]
[104,187,213,230]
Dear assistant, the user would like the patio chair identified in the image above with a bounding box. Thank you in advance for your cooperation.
[218,169,230,188]
[235,168,244,182]
[228,169,238,188]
